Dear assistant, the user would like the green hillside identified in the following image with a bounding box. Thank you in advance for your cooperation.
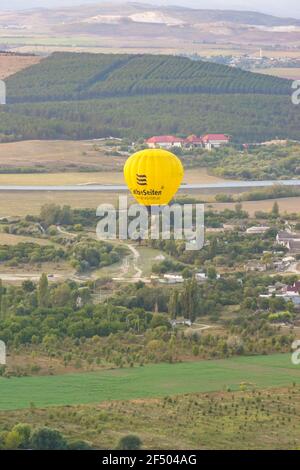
[0,52,298,143]
[6,53,291,103]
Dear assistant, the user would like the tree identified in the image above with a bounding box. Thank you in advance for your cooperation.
[11,423,32,449]
[0,279,2,316]
[271,201,280,217]
[52,283,72,307]
[22,280,35,293]
[4,430,22,450]
[68,440,93,450]
[168,290,180,319]
[181,279,199,322]
[207,265,217,281]
[30,427,68,450]
[235,203,243,216]
[38,273,49,308]
[117,435,142,450]
[40,204,61,227]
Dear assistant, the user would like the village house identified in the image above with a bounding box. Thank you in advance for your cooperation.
[185,134,204,148]
[201,134,230,150]
[145,133,230,150]
[170,319,192,328]
[285,281,300,294]
[145,135,184,149]
[245,260,267,272]
[261,281,300,307]
[246,226,270,235]
[260,292,300,307]
[276,231,300,254]
[160,274,184,284]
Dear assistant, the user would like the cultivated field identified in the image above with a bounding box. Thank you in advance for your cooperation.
[0,169,227,186]
[257,67,300,80]
[0,191,121,217]
[0,232,51,246]
[0,53,41,79]
[0,140,126,173]
[0,353,298,411]
[210,197,300,215]
[0,192,299,217]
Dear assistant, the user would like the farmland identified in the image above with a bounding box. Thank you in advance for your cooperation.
[0,354,299,411]
[0,139,126,173]
[0,53,41,80]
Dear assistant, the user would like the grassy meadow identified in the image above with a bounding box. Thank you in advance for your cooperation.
[0,354,299,411]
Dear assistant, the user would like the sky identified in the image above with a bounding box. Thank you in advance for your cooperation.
[0,0,299,19]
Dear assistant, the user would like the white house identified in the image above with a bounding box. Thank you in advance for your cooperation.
[246,226,270,235]
[276,231,300,253]
[145,135,184,149]
[161,274,184,284]
[201,134,230,150]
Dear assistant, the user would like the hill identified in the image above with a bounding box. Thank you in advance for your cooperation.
[0,52,298,143]
[1,2,300,50]
[6,52,291,103]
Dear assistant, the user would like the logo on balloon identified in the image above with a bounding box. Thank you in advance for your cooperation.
[136,174,147,186]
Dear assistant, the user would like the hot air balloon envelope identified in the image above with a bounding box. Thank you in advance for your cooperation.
[124,149,184,206]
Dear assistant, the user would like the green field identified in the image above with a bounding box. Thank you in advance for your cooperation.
[1,354,299,411]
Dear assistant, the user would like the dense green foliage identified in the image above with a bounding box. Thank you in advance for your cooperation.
[1,94,297,143]
[200,144,300,180]
[0,53,297,143]
[6,53,290,103]
[0,424,91,450]
[0,243,65,265]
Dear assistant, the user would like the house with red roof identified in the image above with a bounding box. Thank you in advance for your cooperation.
[201,134,230,150]
[145,135,185,149]
[286,281,300,294]
[185,135,204,148]
[145,133,230,150]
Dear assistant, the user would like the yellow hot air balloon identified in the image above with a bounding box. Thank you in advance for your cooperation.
[124,149,184,206]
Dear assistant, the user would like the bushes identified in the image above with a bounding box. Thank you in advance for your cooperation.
[117,434,142,450]
[0,424,91,450]
[71,240,126,272]
[0,243,66,265]
[30,427,68,450]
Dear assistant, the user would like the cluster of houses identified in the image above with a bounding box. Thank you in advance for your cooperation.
[151,272,220,285]
[244,227,300,273]
[276,230,300,254]
[145,134,230,151]
[260,281,300,308]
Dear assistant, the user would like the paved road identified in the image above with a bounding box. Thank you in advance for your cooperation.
[0,180,300,191]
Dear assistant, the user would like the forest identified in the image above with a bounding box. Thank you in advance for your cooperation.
[0,52,297,143]
[6,53,291,103]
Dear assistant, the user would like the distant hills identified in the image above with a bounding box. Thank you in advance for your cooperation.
[1,2,300,48]
[0,52,298,143]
